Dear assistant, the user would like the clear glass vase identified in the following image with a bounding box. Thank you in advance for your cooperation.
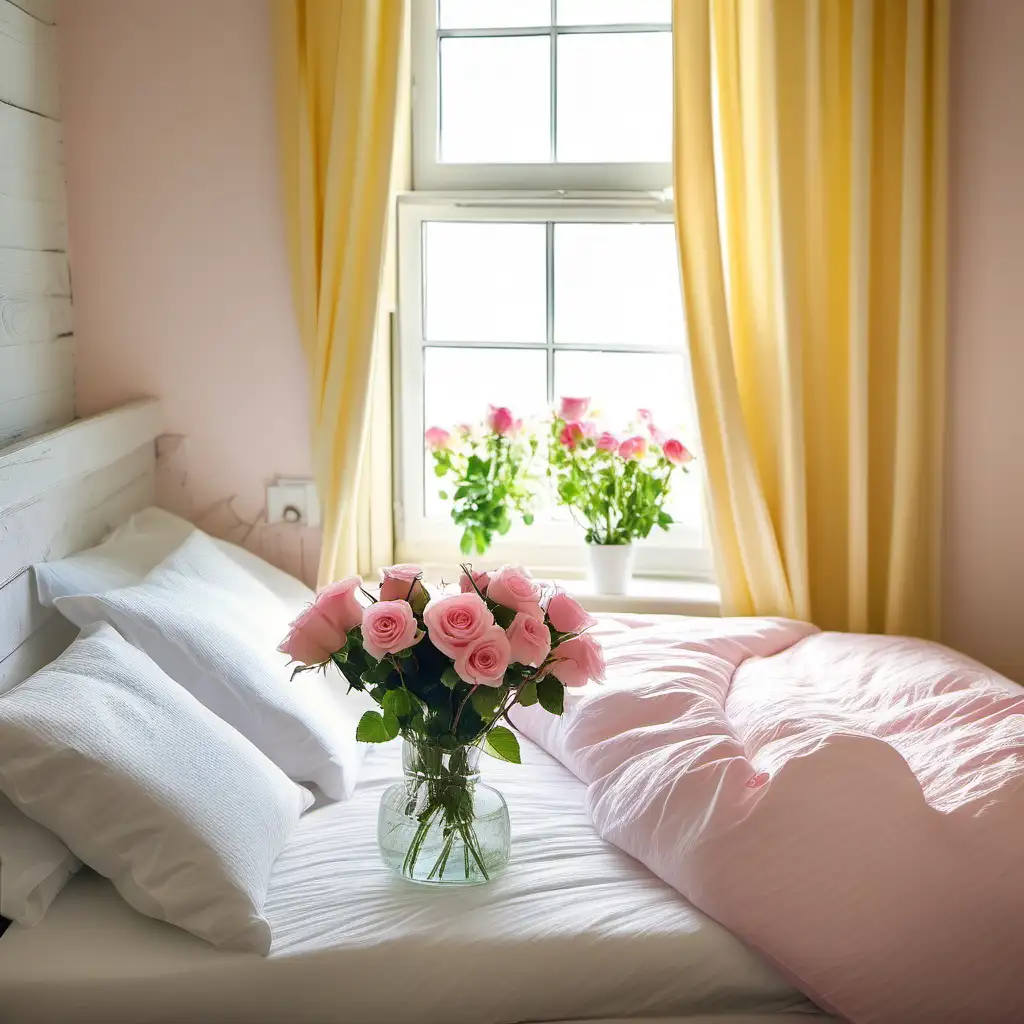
[377,738,511,885]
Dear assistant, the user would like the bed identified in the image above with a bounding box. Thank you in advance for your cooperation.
[0,402,833,1024]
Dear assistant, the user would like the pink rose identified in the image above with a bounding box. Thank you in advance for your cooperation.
[662,439,694,466]
[379,563,427,604]
[559,420,586,450]
[425,426,452,451]
[487,565,542,614]
[487,405,515,436]
[546,591,596,635]
[459,568,490,595]
[618,435,648,461]
[558,396,590,421]
[362,600,421,661]
[549,633,606,687]
[454,625,512,687]
[277,576,362,666]
[647,422,667,444]
[506,612,551,668]
[595,431,619,452]
[423,593,493,659]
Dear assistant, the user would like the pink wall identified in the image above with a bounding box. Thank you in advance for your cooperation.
[58,0,316,576]
[943,0,1024,681]
[56,0,1024,664]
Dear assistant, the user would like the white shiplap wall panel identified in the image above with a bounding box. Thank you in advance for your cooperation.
[0,0,73,442]
[0,339,73,402]
[0,193,67,250]
[0,386,74,446]
[0,0,60,118]
[0,101,63,203]
[0,247,68,295]
[7,0,56,26]
[0,248,72,346]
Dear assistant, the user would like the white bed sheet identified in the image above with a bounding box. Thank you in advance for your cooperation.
[0,738,823,1024]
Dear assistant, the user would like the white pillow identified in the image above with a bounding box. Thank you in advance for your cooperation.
[0,624,311,953]
[34,506,315,617]
[0,795,79,927]
[54,531,370,800]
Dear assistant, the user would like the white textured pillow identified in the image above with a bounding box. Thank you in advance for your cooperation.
[34,506,314,617]
[0,795,79,926]
[53,532,370,800]
[0,624,311,953]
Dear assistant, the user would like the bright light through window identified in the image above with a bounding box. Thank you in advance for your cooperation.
[400,2,709,579]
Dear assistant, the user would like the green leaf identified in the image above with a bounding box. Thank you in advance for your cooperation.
[438,490,448,500]
[492,604,515,629]
[459,529,474,556]
[359,659,393,687]
[356,711,393,743]
[434,464,448,478]
[537,675,565,716]
[441,665,462,688]
[471,686,504,719]
[382,708,400,740]
[522,512,534,526]
[517,680,538,707]
[382,688,413,719]
[483,725,521,764]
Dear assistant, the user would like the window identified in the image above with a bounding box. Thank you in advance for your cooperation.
[395,1,710,581]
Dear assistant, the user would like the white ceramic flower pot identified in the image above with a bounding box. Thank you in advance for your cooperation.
[586,543,636,596]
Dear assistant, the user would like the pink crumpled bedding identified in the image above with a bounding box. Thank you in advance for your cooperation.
[512,615,1024,1024]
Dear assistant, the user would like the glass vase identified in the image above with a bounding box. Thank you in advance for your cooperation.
[377,738,511,885]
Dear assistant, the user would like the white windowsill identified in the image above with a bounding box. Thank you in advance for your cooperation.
[552,577,721,617]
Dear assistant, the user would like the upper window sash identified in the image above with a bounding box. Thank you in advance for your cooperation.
[411,0,673,192]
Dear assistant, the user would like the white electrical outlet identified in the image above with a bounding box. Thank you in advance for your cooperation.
[267,478,320,527]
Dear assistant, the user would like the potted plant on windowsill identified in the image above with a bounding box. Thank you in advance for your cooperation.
[425,405,538,556]
[548,398,695,595]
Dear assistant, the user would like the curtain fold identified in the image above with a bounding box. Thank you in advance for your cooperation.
[673,0,949,636]
[272,0,409,585]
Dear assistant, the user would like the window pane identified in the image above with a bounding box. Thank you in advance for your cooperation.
[440,36,551,163]
[554,350,688,431]
[554,223,683,346]
[557,0,671,25]
[440,0,550,29]
[424,222,546,343]
[423,347,548,517]
[557,32,671,162]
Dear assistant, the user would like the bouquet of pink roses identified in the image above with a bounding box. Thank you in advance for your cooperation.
[278,563,604,883]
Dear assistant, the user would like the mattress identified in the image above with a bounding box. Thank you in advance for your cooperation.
[0,738,822,1024]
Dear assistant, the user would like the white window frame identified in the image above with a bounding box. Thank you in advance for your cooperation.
[394,193,713,582]
[411,0,673,192]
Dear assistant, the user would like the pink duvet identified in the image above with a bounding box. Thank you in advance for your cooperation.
[512,615,1024,1023]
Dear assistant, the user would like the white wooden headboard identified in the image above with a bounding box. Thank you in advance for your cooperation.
[0,399,160,688]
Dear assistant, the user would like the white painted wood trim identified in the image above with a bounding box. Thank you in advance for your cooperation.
[0,443,153,585]
[0,398,161,512]
[0,0,60,118]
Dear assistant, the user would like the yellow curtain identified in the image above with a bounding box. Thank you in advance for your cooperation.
[272,0,409,585]
[673,0,949,636]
